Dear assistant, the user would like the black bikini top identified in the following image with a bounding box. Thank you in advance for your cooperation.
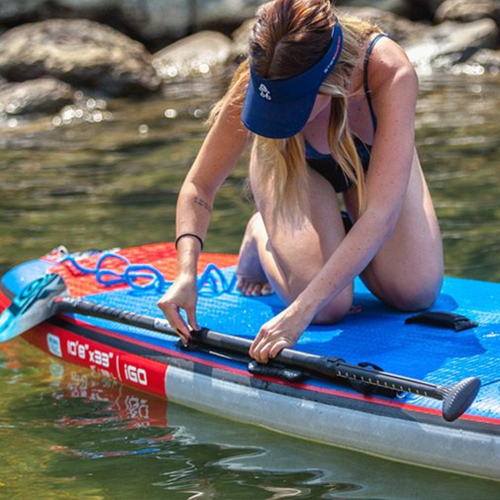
[305,33,388,164]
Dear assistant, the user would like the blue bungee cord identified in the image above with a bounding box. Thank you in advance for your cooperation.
[59,252,236,296]
[196,263,237,296]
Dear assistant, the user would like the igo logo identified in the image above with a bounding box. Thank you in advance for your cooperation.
[47,333,62,357]
[124,364,148,386]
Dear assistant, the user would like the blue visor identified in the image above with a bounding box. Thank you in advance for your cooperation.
[242,21,343,139]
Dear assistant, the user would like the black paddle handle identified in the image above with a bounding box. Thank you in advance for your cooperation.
[194,328,480,422]
[55,298,480,422]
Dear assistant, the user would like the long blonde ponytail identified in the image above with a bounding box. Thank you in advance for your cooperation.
[251,134,309,225]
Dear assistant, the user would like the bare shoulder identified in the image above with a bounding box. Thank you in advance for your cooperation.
[367,36,418,96]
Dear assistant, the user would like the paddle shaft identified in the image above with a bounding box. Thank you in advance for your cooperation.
[53,296,479,416]
[194,328,447,398]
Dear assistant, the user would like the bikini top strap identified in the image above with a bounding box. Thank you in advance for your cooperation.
[363,33,389,132]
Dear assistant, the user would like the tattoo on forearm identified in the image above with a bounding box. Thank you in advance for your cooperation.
[194,196,212,214]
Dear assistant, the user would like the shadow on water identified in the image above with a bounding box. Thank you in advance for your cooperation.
[1,74,500,498]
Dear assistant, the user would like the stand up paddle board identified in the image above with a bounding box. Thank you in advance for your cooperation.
[0,242,499,480]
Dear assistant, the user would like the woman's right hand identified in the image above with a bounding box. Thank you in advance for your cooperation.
[157,275,200,344]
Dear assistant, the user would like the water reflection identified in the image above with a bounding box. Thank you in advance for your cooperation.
[1,340,499,499]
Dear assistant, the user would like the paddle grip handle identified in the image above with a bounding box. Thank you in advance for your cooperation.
[438,377,481,422]
[57,298,174,335]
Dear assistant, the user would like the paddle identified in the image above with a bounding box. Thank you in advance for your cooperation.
[0,273,480,422]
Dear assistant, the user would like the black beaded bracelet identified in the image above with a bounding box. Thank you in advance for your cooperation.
[175,233,204,251]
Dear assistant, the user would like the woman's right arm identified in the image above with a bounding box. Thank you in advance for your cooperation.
[158,98,250,341]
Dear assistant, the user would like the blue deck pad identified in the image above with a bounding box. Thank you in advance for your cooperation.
[76,267,500,417]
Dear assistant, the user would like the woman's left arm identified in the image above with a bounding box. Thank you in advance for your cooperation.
[250,39,419,362]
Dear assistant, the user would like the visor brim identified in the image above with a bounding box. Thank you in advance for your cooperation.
[241,78,317,139]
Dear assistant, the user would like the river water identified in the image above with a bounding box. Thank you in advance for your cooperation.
[1,73,500,498]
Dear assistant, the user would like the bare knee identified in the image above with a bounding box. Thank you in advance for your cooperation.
[380,279,442,312]
[311,287,353,325]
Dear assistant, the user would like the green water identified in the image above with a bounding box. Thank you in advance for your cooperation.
[1,74,500,498]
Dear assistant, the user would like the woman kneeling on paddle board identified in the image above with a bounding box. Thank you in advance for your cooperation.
[158,0,444,363]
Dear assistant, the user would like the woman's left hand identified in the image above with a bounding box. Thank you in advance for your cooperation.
[249,303,312,363]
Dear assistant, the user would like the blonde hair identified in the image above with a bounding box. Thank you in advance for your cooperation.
[209,0,381,223]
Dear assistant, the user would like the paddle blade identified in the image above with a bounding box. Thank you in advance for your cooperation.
[0,273,68,342]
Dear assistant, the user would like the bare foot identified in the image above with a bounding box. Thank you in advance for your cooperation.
[236,213,274,296]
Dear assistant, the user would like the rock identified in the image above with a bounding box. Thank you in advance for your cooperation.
[0,0,48,23]
[230,8,422,61]
[0,0,193,40]
[117,0,269,41]
[231,18,256,63]
[337,0,413,18]
[119,0,190,40]
[153,31,233,80]
[471,47,500,69]
[339,7,423,44]
[231,8,424,61]
[338,0,450,20]
[435,0,500,26]
[56,0,115,11]
[0,19,161,97]
[401,0,447,19]
[0,77,74,115]
[0,0,120,24]
[450,48,500,75]
[196,0,276,26]
[404,19,499,73]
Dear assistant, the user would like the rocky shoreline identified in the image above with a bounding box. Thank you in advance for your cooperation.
[0,0,498,120]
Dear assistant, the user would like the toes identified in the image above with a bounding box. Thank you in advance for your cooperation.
[246,282,260,296]
[236,276,245,291]
[236,277,274,297]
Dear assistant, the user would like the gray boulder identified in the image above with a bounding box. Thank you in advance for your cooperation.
[435,0,500,26]
[339,7,423,44]
[337,0,413,18]
[451,48,500,75]
[402,0,447,18]
[0,0,48,22]
[231,8,423,60]
[121,0,268,39]
[119,0,190,39]
[196,0,275,25]
[338,0,450,19]
[404,19,499,72]
[153,31,233,80]
[0,77,74,115]
[231,18,256,62]
[0,0,271,41]
[0,19,161,97]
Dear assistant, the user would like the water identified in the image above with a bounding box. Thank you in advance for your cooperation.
[1,73,500,498]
